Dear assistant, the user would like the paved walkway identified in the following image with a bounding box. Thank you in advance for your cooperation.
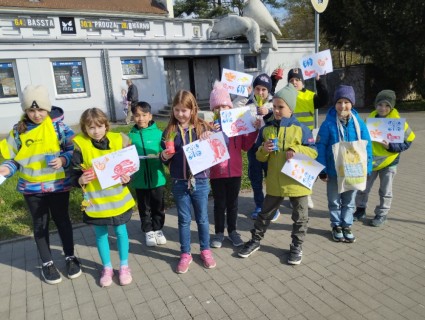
[1,111,425,320]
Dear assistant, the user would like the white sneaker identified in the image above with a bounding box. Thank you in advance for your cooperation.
[145,231,157,246]
[308,195,314,209]
[155,230,167,245]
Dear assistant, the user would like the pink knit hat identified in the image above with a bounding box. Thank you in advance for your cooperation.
[209,80,232,110]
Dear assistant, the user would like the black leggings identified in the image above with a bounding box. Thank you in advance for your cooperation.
[24,192,74,263]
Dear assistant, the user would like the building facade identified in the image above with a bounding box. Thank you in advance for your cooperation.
[0,1,314,134]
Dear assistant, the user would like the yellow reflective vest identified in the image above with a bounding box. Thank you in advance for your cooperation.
[294,90,315,130]
[368,109,415,171]
[73,132,135,218]
[0,116,65,182]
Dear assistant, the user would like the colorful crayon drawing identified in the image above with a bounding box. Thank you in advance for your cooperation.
[186,143,202,160]
[221,110,233,124]
[281,153,324,190]
[369,129,382,139]
[221,68,253,97]
[367,118,405,143]
[230,118,248,135]
[92,145,140,189]
[224,71,236,82]
[208,138,227,163]
[183,132,230,175]
[111,159,137,180]
[93,157,109,171]
[299,49,333,80]
[221,106,256,137]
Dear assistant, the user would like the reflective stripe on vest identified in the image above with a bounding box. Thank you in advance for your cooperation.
[369,109,415,171]
[13,117,64,182]
[73,132,135,218]
[294,90,315,129]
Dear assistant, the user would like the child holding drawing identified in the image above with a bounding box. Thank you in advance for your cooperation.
[238,84,317,265]
[208,81,259,248]
[128,101,167,246]
[71,108,135,287]
[161,90,216,274]
[354,90,415,227]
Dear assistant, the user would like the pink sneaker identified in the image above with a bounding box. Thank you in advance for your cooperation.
[99,267,114,287]
[176,253,193,274]
[119,266,132,286]
[200,249,216,269]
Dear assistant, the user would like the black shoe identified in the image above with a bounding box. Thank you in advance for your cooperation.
[288,244,303,265]
[370,215,387,227]
[66,256,82,279]
[353,207,366,221]
[41,262,62,285]
[238,239,260,258]
[342,227,356,243]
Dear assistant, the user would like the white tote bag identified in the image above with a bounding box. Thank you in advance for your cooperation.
[332,115,368,193]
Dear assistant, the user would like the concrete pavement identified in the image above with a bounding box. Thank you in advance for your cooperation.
[1,111,424,320]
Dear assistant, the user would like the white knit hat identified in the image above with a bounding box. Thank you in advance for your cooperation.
[21,85,52,112]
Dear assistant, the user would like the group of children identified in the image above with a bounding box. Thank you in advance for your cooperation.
[0,69,415,285]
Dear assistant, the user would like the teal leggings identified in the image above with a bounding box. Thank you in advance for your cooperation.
[94,224,129,268]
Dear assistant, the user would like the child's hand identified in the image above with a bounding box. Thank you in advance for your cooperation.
[213,122,221,131]
[253,119,262,129]
[120,174,131,184]
[263,140,275,153]
[79,170,96,185]
[257,106,269,115]
[247,86,252,96]
[0,165,10,177]
[49,157,66,170]
[286,149,295,160]
[200,131,213,140]
[161,150,174,160]
[378,140,390,149]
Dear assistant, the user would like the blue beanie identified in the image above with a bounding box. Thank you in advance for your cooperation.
[253,73,272,92]
[333,85,356,106]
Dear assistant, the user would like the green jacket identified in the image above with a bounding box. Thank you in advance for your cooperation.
[129,121,166,189]
[256,116,318,197]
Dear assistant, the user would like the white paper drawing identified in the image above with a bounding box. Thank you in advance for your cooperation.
[367,118,405,143]
[221,68,253,97]
[281,153,324,190]
[220,107,256,137]
[299,49,333,80]
[183,132,230,175]
[92,145,140,189]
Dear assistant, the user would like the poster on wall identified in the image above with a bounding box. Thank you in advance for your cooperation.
[121,59,144,76]
[52,61,86,94]
[0,62,18,98]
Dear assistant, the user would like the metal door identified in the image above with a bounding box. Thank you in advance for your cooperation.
[193,57,220,103]
[164,59,190,104]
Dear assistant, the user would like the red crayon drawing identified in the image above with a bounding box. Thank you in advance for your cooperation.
[112,159,137,180]
[369,129,382,139]
[208,138,226,163]
[386,133,400,142]
[230,118,248,135]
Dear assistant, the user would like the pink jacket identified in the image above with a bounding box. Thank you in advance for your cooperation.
[210,131,258,179]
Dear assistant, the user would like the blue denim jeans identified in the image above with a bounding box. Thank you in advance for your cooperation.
[327,176,356,227]
[247,147,267,208]
[171,179,210,254]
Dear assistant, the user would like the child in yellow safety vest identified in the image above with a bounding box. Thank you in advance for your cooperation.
[0,85,81,285]
[71,108,135,287]
[354,90,415,227]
